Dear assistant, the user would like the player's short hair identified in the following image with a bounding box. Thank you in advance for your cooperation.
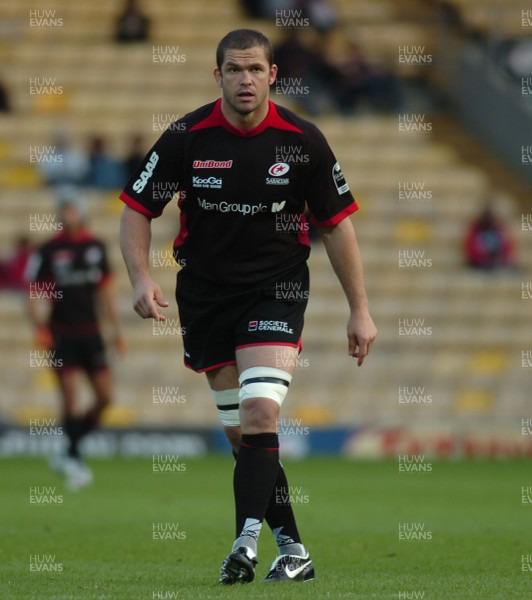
[216,29,273,69]
[56,185,87,220]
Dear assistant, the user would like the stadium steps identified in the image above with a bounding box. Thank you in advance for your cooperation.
[437,0,530,39]
[430,114,532,214]
[1,0,531,427]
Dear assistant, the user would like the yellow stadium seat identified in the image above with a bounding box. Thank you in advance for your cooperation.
[104,190,124,214]
[101,405,138,427]
[454,389,493,413]
[11,406,56,426]
[0,140,11,159]
[394,219,431,244]
[469,351,508,375]
[33,92,69,113]
[2,165,42,188]
[293,406,333,425]
[32,369,57,391]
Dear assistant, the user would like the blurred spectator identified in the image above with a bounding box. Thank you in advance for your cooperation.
[240,0,337,33]
[274,30,337,114]
[275,31,402,116]
[115,0,150,43]
[297,0,337,34]
[123,133,146,178]
[0,79,11,112]
[87,135,126,189]
[39,130,89,187]
[240,0,270,19]
[332,41,403,115]
[464,206,516,271]
[0,235,33,291]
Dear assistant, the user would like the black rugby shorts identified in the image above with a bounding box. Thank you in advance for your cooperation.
[175,263,309,372]
[51,331,108,374]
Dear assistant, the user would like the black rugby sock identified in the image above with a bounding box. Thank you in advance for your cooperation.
[266,463,303,547]
[233,433,280,551]
[63,413,99,459]
[232,448,302,547]
[63,416,84,458]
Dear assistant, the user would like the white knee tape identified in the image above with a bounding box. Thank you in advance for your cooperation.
[211,388,240,426]
[238,367,292,406]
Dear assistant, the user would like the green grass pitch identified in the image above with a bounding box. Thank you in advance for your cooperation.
[1,456,530,599]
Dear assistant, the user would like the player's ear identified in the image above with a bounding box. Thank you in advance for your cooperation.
[213,67,223,88]
[268,64,278,86]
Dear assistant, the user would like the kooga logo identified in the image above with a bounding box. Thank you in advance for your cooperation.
[133,152,159,193]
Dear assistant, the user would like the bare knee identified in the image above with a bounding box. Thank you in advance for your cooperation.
[224,426,241,452]
[240,398,279,434]
[206,365,238,391]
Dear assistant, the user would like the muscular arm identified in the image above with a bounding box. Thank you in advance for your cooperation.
[319,216,377,366]
[119,206,168,320]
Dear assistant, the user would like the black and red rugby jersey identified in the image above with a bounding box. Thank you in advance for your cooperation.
[26,230,111,334]
[120,99,358,285]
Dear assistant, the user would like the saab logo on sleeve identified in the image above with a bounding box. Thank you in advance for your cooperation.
[332,162,350,195]
[133,151,159,193]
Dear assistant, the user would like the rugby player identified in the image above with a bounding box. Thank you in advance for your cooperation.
[119,29,376,583]
[27,191,125,489]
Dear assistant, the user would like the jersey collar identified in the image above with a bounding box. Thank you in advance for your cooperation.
[190,99,303,137]
[52,228,94,243]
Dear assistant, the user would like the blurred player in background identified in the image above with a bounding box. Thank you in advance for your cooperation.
[26,189,125,489]
[120,29,376,584]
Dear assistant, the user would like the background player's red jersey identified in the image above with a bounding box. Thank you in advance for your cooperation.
[26,230,111,335]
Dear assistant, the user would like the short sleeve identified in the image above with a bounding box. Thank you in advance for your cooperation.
[304,124,358,227]
[119,127,182,218]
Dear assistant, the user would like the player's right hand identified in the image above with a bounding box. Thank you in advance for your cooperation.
[132,278,169,321]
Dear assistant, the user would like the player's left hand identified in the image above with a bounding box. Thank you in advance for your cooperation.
[35,325,54,350]
[347,310,377,367]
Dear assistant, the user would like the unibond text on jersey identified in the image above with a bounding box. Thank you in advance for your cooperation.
[192,160,233,168]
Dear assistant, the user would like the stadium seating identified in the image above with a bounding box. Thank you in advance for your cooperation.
[432,0,531,39]
[0,0,530,431]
